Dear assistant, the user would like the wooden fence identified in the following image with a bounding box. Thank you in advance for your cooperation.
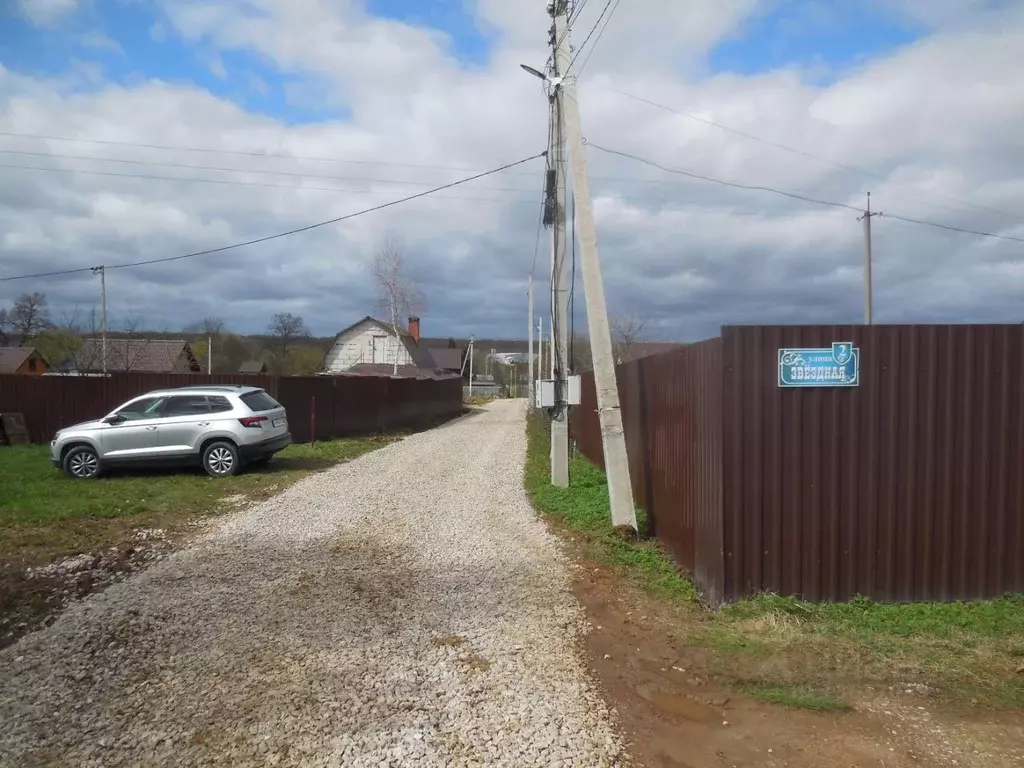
[573,325,1024,604]
[0,372,464,445]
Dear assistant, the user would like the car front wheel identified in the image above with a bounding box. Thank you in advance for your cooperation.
[63,446,101,479]
[203,441,240,478]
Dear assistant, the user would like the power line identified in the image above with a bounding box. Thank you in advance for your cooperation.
[570,0,591,23]
[0,162,538,205]
[589,142,1024,244]
[0,152,546,283]
[0,148,539,193]
[1,132,796,192]
[0,130,535,176]
[880,212,1024,243]
[589,83,1021,223]
[569,0,617,74]
[575,0,622,75]
[588,142,862,211]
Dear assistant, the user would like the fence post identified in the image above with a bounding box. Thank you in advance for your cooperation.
[310,395,316,446]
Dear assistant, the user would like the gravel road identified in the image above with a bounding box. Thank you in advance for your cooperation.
[0,401,624,767]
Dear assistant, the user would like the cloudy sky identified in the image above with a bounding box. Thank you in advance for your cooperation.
[1,0,1022,341]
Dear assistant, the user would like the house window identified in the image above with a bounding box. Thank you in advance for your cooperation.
[27,357,37,372]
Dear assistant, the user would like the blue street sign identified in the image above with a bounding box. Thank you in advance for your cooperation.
[778,342,859,387]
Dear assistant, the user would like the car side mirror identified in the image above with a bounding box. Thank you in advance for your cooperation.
[103,414,125,425]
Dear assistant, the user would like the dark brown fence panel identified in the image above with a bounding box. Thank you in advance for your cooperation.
[0,373,463,445]
[572,340,725,600]
[720,324,1024,603]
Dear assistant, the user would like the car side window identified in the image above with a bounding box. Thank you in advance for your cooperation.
[161,396,212,417]
[207,396,233,413]
[115,397,165,421]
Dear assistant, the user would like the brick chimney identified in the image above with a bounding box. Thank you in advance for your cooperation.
[408,316,420,344]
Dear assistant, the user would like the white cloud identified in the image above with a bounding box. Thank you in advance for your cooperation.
[17,0,79,26]
[1,0,1023,339]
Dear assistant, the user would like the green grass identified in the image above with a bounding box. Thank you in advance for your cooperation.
[734,682,849,712]
[523,411,1024,712]
[720,592,1024,640]
[524,411,695,602]
[0,437,396,568]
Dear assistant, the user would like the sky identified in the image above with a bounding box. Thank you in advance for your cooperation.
[0,0,1022,341]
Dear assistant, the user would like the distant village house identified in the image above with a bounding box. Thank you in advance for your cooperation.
[61,339,201,374]
[0,347,49,376]
[323,316,458,379]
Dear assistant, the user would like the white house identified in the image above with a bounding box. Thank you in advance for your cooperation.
[323,316,437,374]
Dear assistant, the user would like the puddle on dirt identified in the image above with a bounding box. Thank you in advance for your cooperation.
[636,685,723,724]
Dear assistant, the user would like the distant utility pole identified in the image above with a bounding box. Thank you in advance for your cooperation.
[859,192,880,325]
[208,335,213,376]
[528,0,637,528]
[528,275,535,404]
[537,315,545,383]
[90,265,108,374]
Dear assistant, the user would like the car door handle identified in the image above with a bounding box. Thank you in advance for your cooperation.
[144,426,158,431]
[197,422,210,427]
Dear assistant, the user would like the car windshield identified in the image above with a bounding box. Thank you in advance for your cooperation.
[240,391,280,412]
[114,397,165,421]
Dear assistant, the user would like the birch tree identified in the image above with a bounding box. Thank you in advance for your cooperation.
[373,235,425,375]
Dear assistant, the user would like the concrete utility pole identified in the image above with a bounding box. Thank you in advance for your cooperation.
[545,0,637,528]
[547,7,571,487]
[91,265,108,374]
[859,192,880,325]
[208,335,213,376]
[528,275,535,404]
[468,336,475,396]
[537,315,544,382]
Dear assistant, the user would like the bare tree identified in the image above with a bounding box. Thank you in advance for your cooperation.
[184,317,226,337]
[610,312,650,365]
[373,235,425,375]
[268,312,309,372]
[2,292,51,346]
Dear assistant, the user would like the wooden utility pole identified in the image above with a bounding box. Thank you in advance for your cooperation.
[546,0,637,528]
[859,192,880,325]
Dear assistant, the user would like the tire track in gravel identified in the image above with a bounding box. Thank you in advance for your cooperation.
[0,400,625,767]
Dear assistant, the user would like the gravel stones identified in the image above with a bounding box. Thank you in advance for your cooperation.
[0,401,625,766]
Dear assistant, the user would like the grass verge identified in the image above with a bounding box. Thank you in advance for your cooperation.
[734,682,849,712]
[524,410,1024,712]
[0,436,397,570]
[524,410,695,602]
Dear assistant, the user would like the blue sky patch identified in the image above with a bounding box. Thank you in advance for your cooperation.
[0,1,346,124]
[708,1,919,80]
[366,0,493,64]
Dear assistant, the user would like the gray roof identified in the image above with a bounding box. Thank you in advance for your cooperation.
[73,339,200,373]
[239,361,268,374]
[428,348,463,371]
[340,363,458,381]
[0,346,43,374]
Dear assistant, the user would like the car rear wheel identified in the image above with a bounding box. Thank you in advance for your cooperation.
[203,441,240,478]
[63,446,101,479]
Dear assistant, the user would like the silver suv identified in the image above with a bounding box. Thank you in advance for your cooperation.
[50,386,292,479]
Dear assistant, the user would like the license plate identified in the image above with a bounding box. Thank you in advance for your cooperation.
[272,418,286,428]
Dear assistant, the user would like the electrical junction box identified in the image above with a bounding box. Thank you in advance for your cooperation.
[536,380,555,408]
[566,375,582,406]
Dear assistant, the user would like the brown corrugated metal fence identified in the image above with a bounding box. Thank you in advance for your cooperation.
[573,325,1024,604]
[0,373,463,445]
